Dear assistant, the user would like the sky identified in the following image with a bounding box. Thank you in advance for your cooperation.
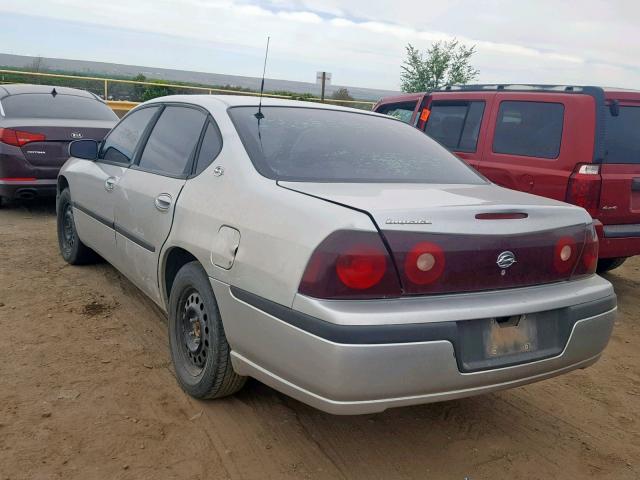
[1,0,639,91]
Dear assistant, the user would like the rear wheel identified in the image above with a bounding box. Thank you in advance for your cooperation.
[168,261,246,399]
[597,257,627,274]
[56,189,99,265]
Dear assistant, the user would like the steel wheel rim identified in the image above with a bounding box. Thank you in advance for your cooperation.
[62,203,75,254]
[178,288,210,376]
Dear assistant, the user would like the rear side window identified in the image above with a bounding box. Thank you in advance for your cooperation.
[376,101,417,123]
[605,106,640,164]
[194,121,223,175]
[493,101,564,159]
[100,106,159,164]
[228,106,485,184]
[2,94,117,121]
[138,106,207,176]
[424,101,485,152]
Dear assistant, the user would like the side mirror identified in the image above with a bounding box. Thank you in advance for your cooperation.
[69,139,99,160]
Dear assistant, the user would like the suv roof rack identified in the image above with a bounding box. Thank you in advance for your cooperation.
[436,84,601,94]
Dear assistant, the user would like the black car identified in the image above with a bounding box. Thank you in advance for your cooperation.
[0,84,117,204]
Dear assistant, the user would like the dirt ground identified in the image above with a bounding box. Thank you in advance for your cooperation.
[0,200,638,480]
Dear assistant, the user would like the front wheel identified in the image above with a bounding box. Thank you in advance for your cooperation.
[597,257,627,274]
[56,189,99,265]
[168,261,246,399]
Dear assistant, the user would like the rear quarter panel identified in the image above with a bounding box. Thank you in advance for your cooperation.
[477,92,596,201]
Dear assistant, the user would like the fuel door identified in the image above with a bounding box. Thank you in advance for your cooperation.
[211,226,241,270]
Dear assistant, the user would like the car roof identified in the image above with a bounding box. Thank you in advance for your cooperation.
[143,94,383,115]
[0,83,103,100]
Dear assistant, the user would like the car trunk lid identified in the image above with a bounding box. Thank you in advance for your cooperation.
[281,181,595,294]
[3,118,113,168]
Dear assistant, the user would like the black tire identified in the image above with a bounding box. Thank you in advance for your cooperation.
[56,188,99,265]
[168,261,246,399]
[597,257,627,274]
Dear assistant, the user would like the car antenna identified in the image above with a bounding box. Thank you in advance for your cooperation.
[51,88,57,98]
[254,36,270,120]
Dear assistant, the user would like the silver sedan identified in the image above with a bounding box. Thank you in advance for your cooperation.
[56,95,616,414]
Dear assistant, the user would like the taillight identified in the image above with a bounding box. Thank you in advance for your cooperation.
[0,128,46,147]
[566,163,601,214]
[403,242,445,285]
[574,223,599,277]
[553,237,577,274]
[298,230,401,300]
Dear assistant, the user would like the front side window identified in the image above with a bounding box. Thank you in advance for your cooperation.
[376,101,417,123]
[138,106,207,176]
[228,106,485,184]
[424,101,485,152]
[605,105,640,164]
[493,101,564,159]
[2,94,118,121]
[100,106,159,164]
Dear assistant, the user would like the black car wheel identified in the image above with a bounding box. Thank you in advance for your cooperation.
[168,261,246,399]
[56,189,99,265]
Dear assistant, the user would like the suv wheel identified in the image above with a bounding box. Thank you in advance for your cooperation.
[596,257,627,274]
[168,261,246,399]
[56,189,100,265]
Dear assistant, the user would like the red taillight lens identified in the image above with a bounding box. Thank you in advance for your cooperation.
[404,242,445,285]
[0,128,46,147]
[336,245,387,290]
[574,223,599,277]
[566,163,601,214]
[554,236,577,274]
[299,231,401,299]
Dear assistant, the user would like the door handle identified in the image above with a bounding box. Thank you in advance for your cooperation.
[154,193,172,212]
[105,176,117,192]
[632,178,640,192]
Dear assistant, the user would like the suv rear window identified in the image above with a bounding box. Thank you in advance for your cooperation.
[228,106,485,184]
[424,101,485,152]
[493,101,564,159]
[605,105,640,164]
[2,94,117,121]
[376,101,417,123]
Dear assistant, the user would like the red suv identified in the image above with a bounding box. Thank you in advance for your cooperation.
[374,85,640,272]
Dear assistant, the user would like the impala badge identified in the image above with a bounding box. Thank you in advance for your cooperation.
[497,251,517,270]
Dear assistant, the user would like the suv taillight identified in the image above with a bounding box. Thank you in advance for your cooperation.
[566,164,601,214]
[0,128,46,147]
[298,230,402,299]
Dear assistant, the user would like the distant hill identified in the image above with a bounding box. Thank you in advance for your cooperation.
[0,53,399,101]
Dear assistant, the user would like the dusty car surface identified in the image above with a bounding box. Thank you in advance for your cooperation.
[56,95,616,414]
[0,84,117,204]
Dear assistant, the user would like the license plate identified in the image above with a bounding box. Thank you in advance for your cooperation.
[484,314,538,358]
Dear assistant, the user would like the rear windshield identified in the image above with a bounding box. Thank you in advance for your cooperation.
[2,94,117,121]
[228,106,485,184]
[605,105,640,164]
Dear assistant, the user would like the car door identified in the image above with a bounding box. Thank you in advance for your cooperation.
[71,105,160,260]
[598,97,640,228]
[113,104,208,304]
[420,93,492,171]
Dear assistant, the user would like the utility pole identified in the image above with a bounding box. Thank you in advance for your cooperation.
[316,71,332,103]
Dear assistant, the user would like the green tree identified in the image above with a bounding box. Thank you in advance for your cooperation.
[331,87,354,101]
[400,39,479,93]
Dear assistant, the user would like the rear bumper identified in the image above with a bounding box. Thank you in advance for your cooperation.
[599,224,640,258]
[212,276,616,415]
[0,179,57,199]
